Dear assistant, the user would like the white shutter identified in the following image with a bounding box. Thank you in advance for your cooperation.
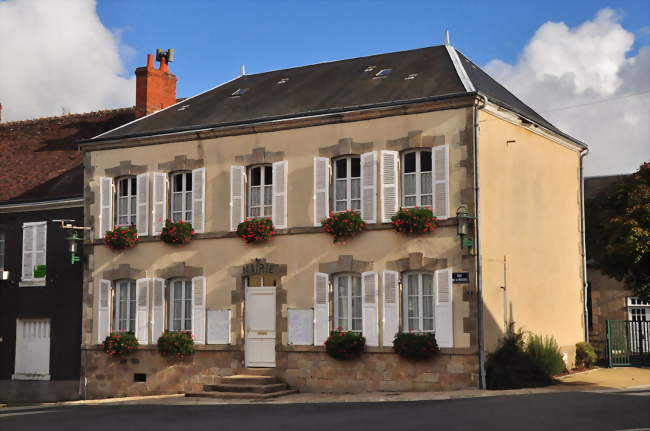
[435,268,454,348]
[21,224,34,280]
[433,145,449,219]
[136,173,150,236]
[272,160,288,229]
[33,222,46,279]
[135,278,150,344]
[152,173,168,235]
[314,272,330,346]
[361,271,379,346]
[382,270,400,346]
[380,150,399,223]
[230,166,245,231]
[313,157,330,226]
[361,151,377,224]
[152,278,166,343]
[98,280,111,343]
[192,167,206,233]
[192,276,206,344]
[99,177,113,238]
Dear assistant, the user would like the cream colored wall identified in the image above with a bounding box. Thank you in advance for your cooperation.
[478,110,585,358]
[87,108,474,348]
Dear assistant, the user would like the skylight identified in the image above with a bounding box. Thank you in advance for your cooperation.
[404,73,418,80]
[364,66,376,72]
[277,77,289,84]
[375,69,392,77]
[230,88,248,97]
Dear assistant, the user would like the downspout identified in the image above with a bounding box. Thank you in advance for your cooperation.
[474,93,488,389]
[580,147,590,342]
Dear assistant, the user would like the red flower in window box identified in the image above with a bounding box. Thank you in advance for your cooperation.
[103,225,139,250]
[160,219,195,246]
[103,332,139,357]
[236,217,276,243]
[321,210,366,244]
[391,207,437,235]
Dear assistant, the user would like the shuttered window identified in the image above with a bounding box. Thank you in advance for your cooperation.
[170,279,192,331]
[171,172,193,222]
[403,272,435,332]
[21,222,46,282]
[333,157,361,213]
[402,150,433,208]
[114,279,136,332]
[116,177,137,226]
[248,165,273,218]
[334,274,362,333]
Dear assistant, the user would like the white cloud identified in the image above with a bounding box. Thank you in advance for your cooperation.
[0,0,134,122]
[485,9,650,176]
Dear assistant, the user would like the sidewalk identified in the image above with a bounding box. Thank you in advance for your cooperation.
[555,366,650,390]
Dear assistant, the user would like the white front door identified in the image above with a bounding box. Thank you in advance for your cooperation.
[13,318,51,380]
[245,285,276,367]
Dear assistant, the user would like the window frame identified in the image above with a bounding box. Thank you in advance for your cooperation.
[332,156,361,213]
[401,149,433,208]
[169,278,192,331]
[170,171,193,223]
[114,279,136,333]
[402,271,436,332]
[333,273,363,333]
[627,297,650,321]
[115,176,137,227]
[0,229,5,271]
[247,164,273,218]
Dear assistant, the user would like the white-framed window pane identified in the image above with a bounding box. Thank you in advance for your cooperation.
[422,274,434,331]
[170,279,192,331]
[333,156,361,213]
[248,165,272,218]
[116,280,135,332]
[404,272,436,332]
[407,273,419,331]
[335,274,362,333]
[351,276,362,332]
[116,177,136,226]
[402,150,433,208]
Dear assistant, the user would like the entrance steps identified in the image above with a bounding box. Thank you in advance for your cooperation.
[186,374,297,399]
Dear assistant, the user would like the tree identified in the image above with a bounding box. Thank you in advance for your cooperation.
[586,162,650,302]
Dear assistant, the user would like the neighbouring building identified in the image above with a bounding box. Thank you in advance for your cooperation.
[79,42,588,398]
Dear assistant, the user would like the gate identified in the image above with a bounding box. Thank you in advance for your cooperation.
[606,320,650,367]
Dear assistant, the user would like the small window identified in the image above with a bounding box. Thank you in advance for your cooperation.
[171,172,193,222]
[231,88,248,97]
[334,274,362,333]
[403,272,435,332]
[116,177,137,226]
[0,230,5,271]
[333,156,361,212]
[375,69,392,77]
[248,165,273,218]
[405,73,418,80]
[114,280,136,332]
[169,279,192,331]
[402,149,433,208]
[277,78,289,85]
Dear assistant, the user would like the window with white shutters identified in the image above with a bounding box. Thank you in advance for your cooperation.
[21,222,46,282]
[248,165,273,218]
[333,157,361,213]
[333,274,362,333]
[116,177,137,226]
[170,279,192,331]
[403,272,435,332]
[402,150,433,208]
[170,172,193,222]
[114,279,136,332]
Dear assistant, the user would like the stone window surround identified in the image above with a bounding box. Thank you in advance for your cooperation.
[154,262,203,280]
[386,130,446,152]
[385,252,447,273]
[157,155,204,173]
[318,138,373,158]
[318,255,373,275]
[101,264,145,281]
[103,161,148,178]
[234,147,285,165]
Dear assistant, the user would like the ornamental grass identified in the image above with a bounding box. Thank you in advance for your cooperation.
[324,329,366,360]
[103,332,139,357]
[321,210,366,244]
[236,217,277,243]
[103,225,139,250]
[157,331,195,357]
[391,207,437,234]
[160,219,195,246]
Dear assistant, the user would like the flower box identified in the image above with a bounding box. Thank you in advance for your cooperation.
[160,219,195,245]
[236,218,276,243]
[321,210,366,244]
[103,225,139,250]
[391,207,437,235]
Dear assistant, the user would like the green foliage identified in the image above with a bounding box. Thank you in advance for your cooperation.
[157,331,195,357]
[103,332,139,357]
[160,219,195,245]
[321,210,366,244]
[324,329,366,360]
[525,334,566,376]
[485,323,553,389]
[575,342,597,368]
[237,217,277,243]
[392,332,439,360]
[391,207,437,234]
[103,225,139,250]
[586,162,650,301]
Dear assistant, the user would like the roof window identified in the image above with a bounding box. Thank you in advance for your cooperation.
[374,69,392,78]
[277,77,289,85]
[177,104,190,111]
[404,73,418,80]
[364,66,376,72]
[230,88,248,97]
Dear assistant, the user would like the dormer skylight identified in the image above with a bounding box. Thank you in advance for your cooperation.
[374,68,392,78]
[404,73,418,80]
[230,88,248,97]
[364,66,376,72]
[277,77,290,85]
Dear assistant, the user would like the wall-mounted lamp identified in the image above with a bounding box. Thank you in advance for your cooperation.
[53,220,90,264]
[456,205,475,250]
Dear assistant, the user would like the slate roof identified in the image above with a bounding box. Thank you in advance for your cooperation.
[91,45,573,144]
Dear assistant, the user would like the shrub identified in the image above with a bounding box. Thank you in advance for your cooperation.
[157,331,195,357]
[236,217,276,243]
[485,323,552,389]
[321,210,366,244]
[391,207,437,234]
[324,329,365,360]
[103,332,139,357]
[525,334,566,377]
[103,225,139,250]
[160,219,195,245]
[392,332,439,360]
[575,342,597,368]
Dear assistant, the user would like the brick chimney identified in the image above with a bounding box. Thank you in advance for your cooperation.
[135,51,177,118]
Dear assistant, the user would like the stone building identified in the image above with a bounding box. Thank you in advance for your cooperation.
[79,42,588,397]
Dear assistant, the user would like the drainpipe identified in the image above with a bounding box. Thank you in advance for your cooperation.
[580,147,590,342]
[473,93,488,389]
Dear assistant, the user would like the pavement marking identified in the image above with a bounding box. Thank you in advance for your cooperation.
[0,410,63,418]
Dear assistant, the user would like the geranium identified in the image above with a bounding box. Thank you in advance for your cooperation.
[236,217,276,243]
[391,207,437,234]
[321,210,366,244]
[324,328,366,360]
[103,225,139,250]
[392,331,439,360]
[103,332,139,357]
[157,331,195,357]
[160,219,195,245]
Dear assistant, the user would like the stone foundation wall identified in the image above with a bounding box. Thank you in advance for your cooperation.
[82,347,479,398]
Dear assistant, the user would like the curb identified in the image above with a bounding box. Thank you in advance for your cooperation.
[0,394,184,409]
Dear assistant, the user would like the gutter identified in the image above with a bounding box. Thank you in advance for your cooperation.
[0,197,83,212]
[580,147,590,342]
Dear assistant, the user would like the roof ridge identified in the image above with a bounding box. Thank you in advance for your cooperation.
[0,106,135,128]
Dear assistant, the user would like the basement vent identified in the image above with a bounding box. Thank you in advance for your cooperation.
[374,69,392,78]
[134,373,147,382]
[277,77,289,84]
[230,88,248,97]
[404,73,418,80]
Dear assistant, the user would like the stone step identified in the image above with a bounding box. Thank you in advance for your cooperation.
[204,382,288,394]
[232,368,278,377]
[220,375,279,385]
[186,389,298,400]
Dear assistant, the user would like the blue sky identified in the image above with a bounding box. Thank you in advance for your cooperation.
[97,0,650,99]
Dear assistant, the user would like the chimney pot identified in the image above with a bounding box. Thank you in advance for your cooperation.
[135,52,177,119]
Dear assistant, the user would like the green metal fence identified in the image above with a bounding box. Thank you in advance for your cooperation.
[607,320,650,367]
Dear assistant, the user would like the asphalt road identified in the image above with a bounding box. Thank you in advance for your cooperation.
[1,390,649,431]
